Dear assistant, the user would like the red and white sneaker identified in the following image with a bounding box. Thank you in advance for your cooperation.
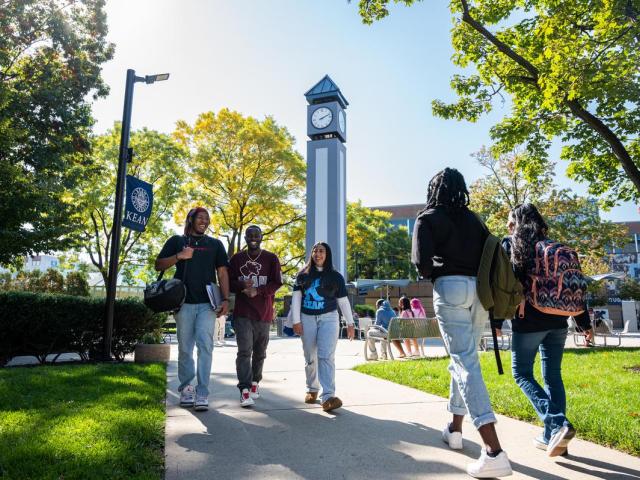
[240,388,255,407]
[250,382,260,399]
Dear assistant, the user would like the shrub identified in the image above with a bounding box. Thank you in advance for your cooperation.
[0,272,12,290]
[0,291,166,366]
[37,268,65,293]
[354,304,376,318]
[65,271,90,297]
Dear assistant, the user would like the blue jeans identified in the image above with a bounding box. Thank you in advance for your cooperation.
[433,275,497,429]
[511,328,571,442]
[300,311,340,403]
[175,303,216,396]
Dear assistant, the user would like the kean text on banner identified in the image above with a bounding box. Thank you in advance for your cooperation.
[123,175,153,232]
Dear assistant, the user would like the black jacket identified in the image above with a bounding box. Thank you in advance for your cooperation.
[411,206,488,281]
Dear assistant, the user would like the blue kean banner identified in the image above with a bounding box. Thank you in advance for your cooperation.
[123,175,153,232]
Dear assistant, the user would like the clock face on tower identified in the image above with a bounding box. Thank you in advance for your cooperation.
[338,110,345,133]
[311,107,333,129]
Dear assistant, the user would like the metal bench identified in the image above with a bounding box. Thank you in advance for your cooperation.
[364,317,441,361]
[568,316,622,347]
[480,320,512,351]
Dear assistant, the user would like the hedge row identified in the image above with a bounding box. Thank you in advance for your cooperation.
[354,304,376,318]
[0,291,166,366]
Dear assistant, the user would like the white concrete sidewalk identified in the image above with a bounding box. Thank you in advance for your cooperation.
[164,336,640,480]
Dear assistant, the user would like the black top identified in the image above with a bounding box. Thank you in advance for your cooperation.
[158,235,229,304]
[510,302,591,333]
[293,269,348,315]
[411,206,488,281]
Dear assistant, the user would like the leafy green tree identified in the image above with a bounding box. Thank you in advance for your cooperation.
[347,201,412,280]
[586,280,608,306]
[619,278,640,301]
[0,0,114,265]
[75,124,188,285]
[469,147,628,275]
[357,0,640,206]
[174,109,306,266]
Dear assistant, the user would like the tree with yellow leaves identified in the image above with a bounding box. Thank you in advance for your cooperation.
[174,109,306,276]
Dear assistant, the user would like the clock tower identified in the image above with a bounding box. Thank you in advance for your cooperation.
[305,75,348,278]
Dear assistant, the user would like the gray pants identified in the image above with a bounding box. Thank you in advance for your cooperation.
[233,316,271,391]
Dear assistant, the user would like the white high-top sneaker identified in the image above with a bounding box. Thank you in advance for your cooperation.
[466,450,512,478]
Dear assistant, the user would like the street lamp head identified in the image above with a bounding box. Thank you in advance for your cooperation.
[144,73,170,84]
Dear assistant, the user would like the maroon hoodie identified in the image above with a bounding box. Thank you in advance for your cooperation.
[229,249,283,322]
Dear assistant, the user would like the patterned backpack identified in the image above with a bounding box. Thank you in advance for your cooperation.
[520,239,587,317]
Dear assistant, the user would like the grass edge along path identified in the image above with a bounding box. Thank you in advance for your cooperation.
[0,362,166,480]
[354,348,640,457]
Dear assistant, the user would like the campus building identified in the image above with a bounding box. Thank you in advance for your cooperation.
[609,221,640,280]
[371,203,422,236]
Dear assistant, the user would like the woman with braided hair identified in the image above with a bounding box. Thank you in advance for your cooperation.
[412,168,512,478]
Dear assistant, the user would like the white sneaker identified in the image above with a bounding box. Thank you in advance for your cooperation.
[466,450,512,478]
[240,388,255,407]
[194,393,209,411]
[533,436,548,451]
[548,426,576,457]
[368,351,379,361]
[179,385,195,408]
[250,382,260,399]
[442,424,463,450]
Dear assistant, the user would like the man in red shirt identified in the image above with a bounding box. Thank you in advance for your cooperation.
[229,225,283,407]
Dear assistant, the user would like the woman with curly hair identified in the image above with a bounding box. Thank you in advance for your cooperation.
[412,168,511,478]
[507,203,593,457]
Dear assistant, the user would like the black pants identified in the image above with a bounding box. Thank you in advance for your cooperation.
[233,316,271,391]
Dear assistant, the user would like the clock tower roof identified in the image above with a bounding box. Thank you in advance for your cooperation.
[305,75,349,108]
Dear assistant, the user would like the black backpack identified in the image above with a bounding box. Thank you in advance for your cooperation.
[143,273,186,313]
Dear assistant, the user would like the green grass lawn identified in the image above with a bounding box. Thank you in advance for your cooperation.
[355,348,640,456]
[0,363,166,480]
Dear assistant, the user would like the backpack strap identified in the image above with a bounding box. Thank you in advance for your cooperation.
[181,235,189,282]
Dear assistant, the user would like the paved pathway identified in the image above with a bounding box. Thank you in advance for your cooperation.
[165,335,640,480]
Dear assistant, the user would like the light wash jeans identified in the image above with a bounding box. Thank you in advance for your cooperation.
[512,328,572,443]
[300,311,340,403]
[175,303,216,396]
[433,275,497,429]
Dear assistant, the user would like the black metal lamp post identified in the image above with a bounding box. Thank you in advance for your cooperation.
[102,69,169,360]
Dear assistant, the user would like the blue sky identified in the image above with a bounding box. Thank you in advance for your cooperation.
[92,0,637,222]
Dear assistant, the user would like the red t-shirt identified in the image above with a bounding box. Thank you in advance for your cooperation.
[229,249,283,322]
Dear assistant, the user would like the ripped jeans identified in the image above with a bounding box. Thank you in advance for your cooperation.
[300,311,340,403]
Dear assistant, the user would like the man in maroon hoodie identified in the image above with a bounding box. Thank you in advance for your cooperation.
[229,225,283,407]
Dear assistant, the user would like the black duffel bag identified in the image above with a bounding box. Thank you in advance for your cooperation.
[144,271,186,313]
